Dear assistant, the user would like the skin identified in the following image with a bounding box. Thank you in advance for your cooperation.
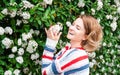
[67,18,86,48]
[45,18,86,48]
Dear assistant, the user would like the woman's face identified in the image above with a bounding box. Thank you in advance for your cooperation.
[67,18,86,42]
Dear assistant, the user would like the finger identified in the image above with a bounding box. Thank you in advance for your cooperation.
[50,29,54,38]
[58,32,62,37]
[45,28,48,34]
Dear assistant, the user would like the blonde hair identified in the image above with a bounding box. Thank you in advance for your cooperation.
[79,15,103,52]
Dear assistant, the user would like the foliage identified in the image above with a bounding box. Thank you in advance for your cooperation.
[0,0,120,75]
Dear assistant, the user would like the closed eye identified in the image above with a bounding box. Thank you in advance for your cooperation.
[76,25,81,30]
[72,23,81,30]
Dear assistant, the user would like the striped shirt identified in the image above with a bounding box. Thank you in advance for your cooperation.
[42,42,89,75]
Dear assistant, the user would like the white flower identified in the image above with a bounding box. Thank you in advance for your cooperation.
[66,21,72,27]
[23,67,29,74]
[31,53,39,60]
[106,15,113,19]
[101,67,105,72]
[28,72,32,75]
[22,33,32,41]
[22,19,28,24]
[34,30,40,36]
[114,0,120,6]
[108,42,112,47]
[22,41,28,48]
[92,59,97,64]
[97,18,101,23]
[0,26,5,35]
[34,60,42,65]
[1,8,8,15]
[77,0,85,8]
[8,54,15,58]
[81,11,85,15]
[99,55,103,59]
[12,46,17,53]
[96,73,100,75]
[43,0,53,5]
[51,22,63,33]
[26,40,38,53]
[9,10,16,18]
[4,70,12,75]
[26,32,32,40]
[16,56,24,64]
[113,55,116,59]
[10,2,17,6]
[106,62,109,65]
[112,69,117,74]
[31,54,36,60]
[88,52,96,58]
[110,21,117,31]
[18,48,24,55]
[22,0,34,9]
[102,42,107,46]
[16,19,22,26]
[117,6,120,14]
[97,0,103,10]
[104,73,107,75]
[21,12,30,19]
[2,37,13,49]
[110,49,114,54]
[117,64,120,68]
[117,45,120,49]
[101,59,105,64]
[13,69,20,75]
[89,62,94,68]
[18,38,22,46]
[118,35,120,39]
[30,29,34,34]
[113,16,118,21]
[68,0,71,2]
[91,8,95,15]
[4,27,13,35]
[17,10,22,16]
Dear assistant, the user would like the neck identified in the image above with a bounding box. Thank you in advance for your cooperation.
[70,40,82,48]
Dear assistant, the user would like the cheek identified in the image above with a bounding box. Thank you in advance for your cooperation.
[76,32,85,39]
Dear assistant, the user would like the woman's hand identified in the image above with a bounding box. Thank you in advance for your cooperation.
[45,26,62,41]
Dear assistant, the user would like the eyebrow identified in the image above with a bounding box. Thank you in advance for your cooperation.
[72,22,81,29]
[76,25,81,29]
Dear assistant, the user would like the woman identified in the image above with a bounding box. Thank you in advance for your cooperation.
[42,15,103,75]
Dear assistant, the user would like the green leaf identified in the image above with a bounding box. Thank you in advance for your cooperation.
[0,66,4,75]
[38,7,44,11]
[10,0,15,3]
[0,13,5,20]
[0,60,6,66]
[37,19,41,25]
[23,25,30,33]
[11,19,16,31]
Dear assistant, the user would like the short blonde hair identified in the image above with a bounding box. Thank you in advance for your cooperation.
[79,15,103,52]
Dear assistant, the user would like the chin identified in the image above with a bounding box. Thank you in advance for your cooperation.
[67,34,73,40]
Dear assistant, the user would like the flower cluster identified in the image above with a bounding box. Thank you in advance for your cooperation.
[0,26,13,35]
[2,37,13,49]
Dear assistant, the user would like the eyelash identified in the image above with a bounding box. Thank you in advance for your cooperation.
[72,24,80,30]
[76,27,80,30]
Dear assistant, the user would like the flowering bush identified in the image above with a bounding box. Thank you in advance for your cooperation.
[0,0,120,75]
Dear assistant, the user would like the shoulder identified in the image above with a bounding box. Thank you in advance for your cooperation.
[64,48,88,60]
[69,48,88,56]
